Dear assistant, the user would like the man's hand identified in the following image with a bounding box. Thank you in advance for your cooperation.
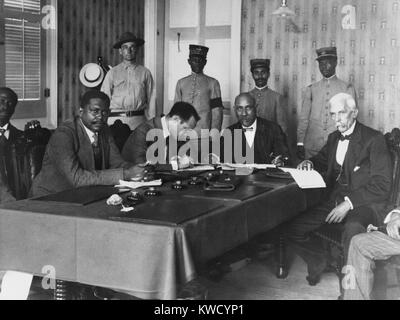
[271,155,284,167]
[296,145,305,161]
[124,165,145,181]
[178,155,194,169]
[297,160,314,171]
[386,215,400,240]
[325,201,352,224]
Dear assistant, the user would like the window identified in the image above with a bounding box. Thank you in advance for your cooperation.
[1,0,57,129]
[5,0,42,101]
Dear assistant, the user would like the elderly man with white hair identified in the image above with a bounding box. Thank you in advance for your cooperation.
[285,92,392,286]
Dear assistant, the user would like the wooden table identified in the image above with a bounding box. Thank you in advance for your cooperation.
[0,171,316,299]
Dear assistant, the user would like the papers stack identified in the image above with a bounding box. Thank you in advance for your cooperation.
[115,179,163,189]
[279,168,326,189]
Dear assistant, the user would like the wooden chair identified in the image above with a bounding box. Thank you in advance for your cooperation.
[109,119,132,152]
[310,128,400,292]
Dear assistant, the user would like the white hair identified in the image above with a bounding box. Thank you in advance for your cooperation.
[329,92,357,111]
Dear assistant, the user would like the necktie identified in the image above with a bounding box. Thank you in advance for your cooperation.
[339,134,351,141]
[0,129,7,154]
[92,133,102,170]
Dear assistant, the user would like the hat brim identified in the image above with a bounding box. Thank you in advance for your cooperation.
[79,63,105,88]
[316,54,338,61]
[113,38,145,49]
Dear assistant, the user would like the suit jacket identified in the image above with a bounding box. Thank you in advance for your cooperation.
[30,118,130,197]
[297,76,357,158]
[311,121,392,220]
[122,117,163,165]
[0,172,15,204]
[0,123,24,198]
[223,117,289,164]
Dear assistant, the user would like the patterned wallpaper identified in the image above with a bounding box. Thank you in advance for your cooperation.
[57,0,144,122]
[241,0,400,137]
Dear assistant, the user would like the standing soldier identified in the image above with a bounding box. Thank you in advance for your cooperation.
[297,47,357,159]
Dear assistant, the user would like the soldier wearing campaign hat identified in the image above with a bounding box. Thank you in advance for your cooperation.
[174,44,223,138]
[297,46,357,159]
[101,32,157,131]
[248,58,289,138]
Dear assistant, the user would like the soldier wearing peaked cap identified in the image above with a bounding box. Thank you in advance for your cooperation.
[248,58,289,137]
[101,32,157,131]
[297,46,357,160]
[174,44,224,138]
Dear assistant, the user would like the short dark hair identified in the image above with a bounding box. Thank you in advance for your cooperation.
[80,90,110,108]
[168,102,200,122]
[0,87,18,106]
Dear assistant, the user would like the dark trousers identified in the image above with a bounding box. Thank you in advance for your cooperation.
[285,199,377,276]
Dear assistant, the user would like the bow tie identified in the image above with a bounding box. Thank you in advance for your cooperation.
[242,127,254,132]
[339,134,351,141]
[0,128,6,136]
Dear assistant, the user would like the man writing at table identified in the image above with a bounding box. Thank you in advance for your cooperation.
[31,90,144,197]
[286,92,392,285]
[222,93,289,166]
[121,101,200,170]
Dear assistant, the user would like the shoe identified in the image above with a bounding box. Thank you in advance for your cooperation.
[306,274,320,286]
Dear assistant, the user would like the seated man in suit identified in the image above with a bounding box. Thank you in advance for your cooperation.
[31,90,143,197]
[343,207,400,299]
[0,87,24,199]
[121,101,200,169]
[285,93,392,285]
[221,93,289,165]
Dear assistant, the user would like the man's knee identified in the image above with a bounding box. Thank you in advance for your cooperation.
[349,233,371,256]
[344,221,366,240]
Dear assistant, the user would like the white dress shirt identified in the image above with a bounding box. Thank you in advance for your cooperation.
[242,119,257,148]
[336,121,356,166]
[0,123,10,140]
[81,120,97,144]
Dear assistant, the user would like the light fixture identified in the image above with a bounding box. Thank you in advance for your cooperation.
[272,0,296,18]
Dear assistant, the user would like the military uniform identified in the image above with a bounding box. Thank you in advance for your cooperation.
[249,87,288,135]
[297,47,357,158]
[174,45,223,137]
[101,32,156,131]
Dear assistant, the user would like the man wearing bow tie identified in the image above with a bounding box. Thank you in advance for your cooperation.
[222,93,289,165]
[0,87,23,202]
[286,92,392,285]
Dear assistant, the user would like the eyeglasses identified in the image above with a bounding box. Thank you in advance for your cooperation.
[88,108,109,117]
[121,44,138,51]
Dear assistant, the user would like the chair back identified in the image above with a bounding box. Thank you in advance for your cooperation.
[10,140,47,200]
[385,128,400,208]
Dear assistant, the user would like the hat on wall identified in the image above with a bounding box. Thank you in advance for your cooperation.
[79,63,105,88]
[250,59,270,71]
[113,32,145,49]
[315,47,338,60]
[189,45,209,58]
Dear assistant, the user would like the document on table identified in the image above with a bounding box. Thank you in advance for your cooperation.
[221,163,276,170]
[279,168,326,189]
[115,179,163,189]
[0,271,33,300]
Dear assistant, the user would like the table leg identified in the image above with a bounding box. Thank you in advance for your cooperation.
[276,235,288,279]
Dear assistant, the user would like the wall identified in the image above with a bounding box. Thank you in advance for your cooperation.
[57,0,144,122]
[241,0,400,137]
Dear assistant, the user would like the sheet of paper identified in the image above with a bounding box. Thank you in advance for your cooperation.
[279,168,326,189]
[0,271,33,300]
[115,179,163,189]
[178,165,216,172]
[222,163,276,170]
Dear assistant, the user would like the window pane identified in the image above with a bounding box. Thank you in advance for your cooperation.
[5,18,41,100]
[4,0,41,14]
